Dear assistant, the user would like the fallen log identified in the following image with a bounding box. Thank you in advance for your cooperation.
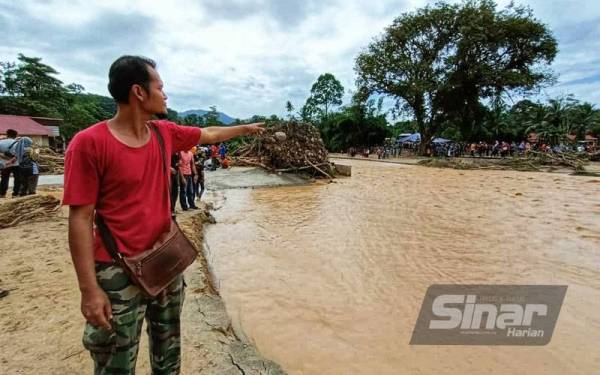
[274,163,330,173]
[306,160,333,180]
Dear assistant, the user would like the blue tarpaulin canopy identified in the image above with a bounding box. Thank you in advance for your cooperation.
[397,133,421,143]
[397,133,452,144]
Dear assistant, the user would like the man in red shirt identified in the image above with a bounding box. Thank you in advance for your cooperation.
[178,148,197,210]
[210,144,219,170]
[63,55,263,374]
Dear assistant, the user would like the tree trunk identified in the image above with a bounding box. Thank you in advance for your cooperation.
[418,131,433,156]
[417,120,433,156]
[413,96,431,156]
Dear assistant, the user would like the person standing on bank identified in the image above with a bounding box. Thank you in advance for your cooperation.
[0,154,17,299]
[178,148,197,210]
[193,147,205,201]
[0,129,19,198]
[63,55,264,374]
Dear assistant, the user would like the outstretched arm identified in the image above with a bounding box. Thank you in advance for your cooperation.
[199,123,264,145]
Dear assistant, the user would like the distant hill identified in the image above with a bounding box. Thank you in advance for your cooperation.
[179,109,236,124]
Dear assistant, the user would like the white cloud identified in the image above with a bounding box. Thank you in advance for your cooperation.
[1,0,600,118]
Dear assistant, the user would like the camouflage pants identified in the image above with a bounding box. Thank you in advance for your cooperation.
[83,263,185,375]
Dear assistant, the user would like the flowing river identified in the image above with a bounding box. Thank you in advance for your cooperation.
[203,159,600,375]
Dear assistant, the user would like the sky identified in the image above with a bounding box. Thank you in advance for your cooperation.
[1,0,599,119]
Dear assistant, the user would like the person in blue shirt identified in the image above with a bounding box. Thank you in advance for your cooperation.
[218,142,227,160]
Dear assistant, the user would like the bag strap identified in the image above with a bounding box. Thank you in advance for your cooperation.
[149,123,173,206]
[149,123,166,176]
[95,214,123,261]
[95,122,171,261]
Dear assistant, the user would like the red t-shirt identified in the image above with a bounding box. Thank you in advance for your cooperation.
[178,151,193,176]
[63,120,202,262]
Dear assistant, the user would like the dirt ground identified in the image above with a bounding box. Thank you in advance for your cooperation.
[0,188,283,374]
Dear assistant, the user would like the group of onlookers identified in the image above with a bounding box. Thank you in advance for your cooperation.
[169,143,228,216]
[0,129,40,199]
[348,139,592,159]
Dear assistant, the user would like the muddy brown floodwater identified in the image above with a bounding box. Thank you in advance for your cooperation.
[204,159,600,375]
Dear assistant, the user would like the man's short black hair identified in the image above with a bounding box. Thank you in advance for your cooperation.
[6,129,17,138]
[108,55,157,104]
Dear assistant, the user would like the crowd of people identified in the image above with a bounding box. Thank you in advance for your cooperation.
[169,142,228,216]
[348,139,594,159]
[430,140,581,158]
[0,128,41,199]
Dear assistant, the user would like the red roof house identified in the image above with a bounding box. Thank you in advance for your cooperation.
[0,114,54,146]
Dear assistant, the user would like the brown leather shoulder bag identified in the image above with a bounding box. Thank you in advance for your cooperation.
[95,123,198,297]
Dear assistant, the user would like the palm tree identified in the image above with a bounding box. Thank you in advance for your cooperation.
[526,97,577,144]
[572,102,600,139]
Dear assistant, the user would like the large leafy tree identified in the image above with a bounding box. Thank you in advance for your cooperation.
[319,94,389,151]
[355,0,557,154]
[0,54,70,117]
[303,73,344,119]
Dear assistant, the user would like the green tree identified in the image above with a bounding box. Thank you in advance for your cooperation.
[306,73,344,119]
[318,93,390,151]
[203,105,222,125]
[506,99,541,141]
[390,120,417,136]
[62,103,100,140]
[0,54,69,117]
[285,100,295,119]
[61,91,116,139]
[571,102,600,139]
[524,96,578,144]
[355,0,557,154]
[166,108,180,122]
[299,95,321,123]
[182,113,201,126]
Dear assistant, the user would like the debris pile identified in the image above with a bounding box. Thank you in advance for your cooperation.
[0,195,61,228]
[529,151,587,172]
[419,152,589,173]
[232,121,335,178]
[37,148,65,174]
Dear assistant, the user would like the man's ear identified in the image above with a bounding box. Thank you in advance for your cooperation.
[132,84,146,102]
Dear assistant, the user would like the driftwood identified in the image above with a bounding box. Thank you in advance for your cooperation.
[527,151,587,171]
[0,195,61,228]
[306,160,333,180]
[274,162,330,173]
[419,152,590,173]
[37,147,65,174]
[231,157,270,170]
